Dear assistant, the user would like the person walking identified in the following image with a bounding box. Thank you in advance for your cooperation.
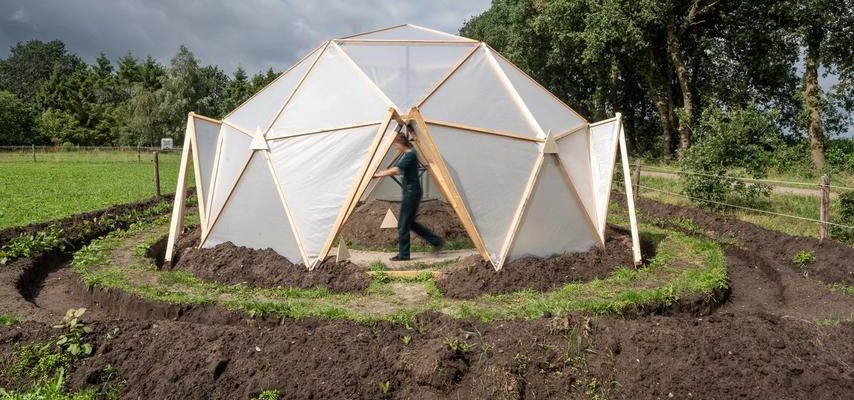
[373,132,444,261]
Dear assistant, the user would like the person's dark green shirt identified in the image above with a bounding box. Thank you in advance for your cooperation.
[396,150,421,195]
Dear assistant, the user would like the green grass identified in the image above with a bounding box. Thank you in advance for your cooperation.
[0,371,97,400]
[0,152,185,229]
[71,213,727,324]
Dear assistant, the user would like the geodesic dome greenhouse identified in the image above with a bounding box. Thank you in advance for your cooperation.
[166,24,640,270]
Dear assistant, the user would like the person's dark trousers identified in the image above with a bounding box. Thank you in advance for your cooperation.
[398,190,442,259]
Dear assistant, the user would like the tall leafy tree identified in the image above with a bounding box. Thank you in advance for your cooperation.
[0,40,83,103]
[0,91,36,145]
[785,0,854,169]
[223,67,251,114]
[198,65,229,117]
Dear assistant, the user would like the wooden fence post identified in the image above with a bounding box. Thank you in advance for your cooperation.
[819,174,829,242]
[153,151,161,197]
[633,161,641,200]
[137,145,141,163]
[32,144,36,162]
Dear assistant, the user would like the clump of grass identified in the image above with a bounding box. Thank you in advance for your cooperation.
[792,250,816,267]
[0,369,97,399]
[255,389,280,400]
[367,261,387,271]
[0,314,21,326]
[830,283,854,296]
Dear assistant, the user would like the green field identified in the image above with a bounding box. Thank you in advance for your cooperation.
[0,151,186,229]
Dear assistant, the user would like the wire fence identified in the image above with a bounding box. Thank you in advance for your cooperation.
[627,161,854,242]
[0,146,183,163]
[636,184,853,230]
[642,165,854,192]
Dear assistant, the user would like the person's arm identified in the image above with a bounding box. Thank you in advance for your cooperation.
[374,167,400,178]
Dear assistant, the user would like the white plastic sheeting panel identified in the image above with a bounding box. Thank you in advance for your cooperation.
[344,24,471,41]
[555,127,598,228]
[589,120,620,234]
[267,45,391,138]
[207,124,253,228]
[193,117,220,212]
[269,124,380,264]
[203,152,302,262]
[420,46,539,138]
[427,123,540,264]
[492,52,585,136]
[339,42,476,110]
[224,47,321,133]
[507,157,600,261]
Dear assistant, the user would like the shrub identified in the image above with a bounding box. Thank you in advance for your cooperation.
[679,105,776,209]
[830,191,854,243]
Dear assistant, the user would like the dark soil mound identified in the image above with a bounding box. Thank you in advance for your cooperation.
[1,312,852,399]
[173,240,372,293]
[2,196,854,398]
[437,227,637,299]
[625,193,854,286]
[341,199,469,248]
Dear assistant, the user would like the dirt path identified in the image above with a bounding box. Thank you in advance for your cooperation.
[720,246,854,321]
[642,169,839,198]
[345,248,477,270]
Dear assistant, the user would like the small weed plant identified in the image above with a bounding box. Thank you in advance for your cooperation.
[792,250,816,267]
[443,337,472,354]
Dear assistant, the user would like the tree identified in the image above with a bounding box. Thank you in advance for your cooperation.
[0,40,83,103]
[250,68,280,94]
[154,45,204,142]
[223,67,250,114]
[785,0,854,170]
[0,91,36,145]
[198,65,230,117]
[679,105,778,208]
[36,108,91,145]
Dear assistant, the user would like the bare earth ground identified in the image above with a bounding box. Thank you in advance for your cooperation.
[0,196,852,399]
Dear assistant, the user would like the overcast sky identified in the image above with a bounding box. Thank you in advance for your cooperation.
[0,0,491,74]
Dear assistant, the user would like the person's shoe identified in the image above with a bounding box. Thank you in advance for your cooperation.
[390,255,410,261]
[431,239,446,253]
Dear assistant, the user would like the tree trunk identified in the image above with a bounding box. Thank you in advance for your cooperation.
[646,48,677,160]
[666,21,694,152]
[803,25,826,170]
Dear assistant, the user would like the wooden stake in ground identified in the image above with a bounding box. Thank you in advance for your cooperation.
[820,174,829,242]
[153,151,161,197]
[164,120,194,265]
[32,144,35,162]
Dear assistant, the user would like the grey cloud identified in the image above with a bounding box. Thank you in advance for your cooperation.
[0,0,490,74]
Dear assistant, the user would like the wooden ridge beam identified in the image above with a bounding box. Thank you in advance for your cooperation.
[267,121,382,141]
[425,120,544,143]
